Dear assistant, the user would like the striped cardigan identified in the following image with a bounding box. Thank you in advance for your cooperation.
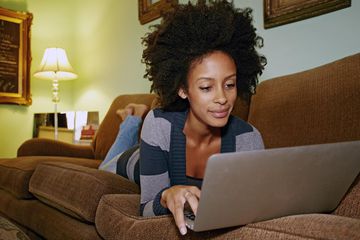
[140,108,264,216]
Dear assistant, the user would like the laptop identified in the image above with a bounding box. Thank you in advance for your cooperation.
[184,140,360,232]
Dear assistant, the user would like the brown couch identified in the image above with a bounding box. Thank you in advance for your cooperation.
[1,53,359,240]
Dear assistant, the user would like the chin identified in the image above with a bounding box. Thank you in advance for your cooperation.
[208,117,229,128]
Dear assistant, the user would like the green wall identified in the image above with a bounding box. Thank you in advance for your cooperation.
[71,0,152,116]
[0,0,152,157]
[0,0,359,157]
[0,0,76,157]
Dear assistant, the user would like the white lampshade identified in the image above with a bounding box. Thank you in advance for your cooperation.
[34,48,77,80]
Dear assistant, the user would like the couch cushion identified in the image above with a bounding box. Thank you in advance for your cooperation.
[29,162,140,223]
[95,194,360,240]
[248,53,360,148]
[333,173,360,219]
[0,156,101,199]
[0,189,102,240]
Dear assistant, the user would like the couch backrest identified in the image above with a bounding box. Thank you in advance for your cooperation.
[248,53,360,148]
[93,94,156,160]
[232,97,250,121]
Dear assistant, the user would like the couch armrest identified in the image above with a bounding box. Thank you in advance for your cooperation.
[17,138,95,159]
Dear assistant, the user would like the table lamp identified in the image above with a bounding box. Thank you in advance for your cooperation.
[34,48,77,140]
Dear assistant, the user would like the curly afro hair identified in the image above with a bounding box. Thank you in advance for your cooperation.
[142,0,266,111]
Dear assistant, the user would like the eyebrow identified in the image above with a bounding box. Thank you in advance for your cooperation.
[196,73,236,82]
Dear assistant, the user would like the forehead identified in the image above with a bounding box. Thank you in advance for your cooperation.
[188,51,236,77]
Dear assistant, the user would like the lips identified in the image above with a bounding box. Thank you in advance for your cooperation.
[210,109,230,118]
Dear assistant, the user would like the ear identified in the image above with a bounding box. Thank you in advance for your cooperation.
[178,87,187,99]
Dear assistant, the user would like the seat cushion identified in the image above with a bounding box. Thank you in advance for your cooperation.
[0,156,101,199]
[95,194,360,240]
[29,162,140,223]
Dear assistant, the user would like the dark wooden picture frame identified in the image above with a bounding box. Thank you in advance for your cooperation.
[138,0,178,25]
[264,0,351,29]
[0,7,32,105]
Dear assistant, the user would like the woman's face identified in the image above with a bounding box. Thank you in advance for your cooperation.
[179,51,237,129]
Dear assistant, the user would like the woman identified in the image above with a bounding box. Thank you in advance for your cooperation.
[139,0,266,235]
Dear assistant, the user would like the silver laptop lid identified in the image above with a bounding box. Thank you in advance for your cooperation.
[191,141,360,232]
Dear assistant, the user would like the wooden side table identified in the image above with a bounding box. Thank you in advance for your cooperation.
[38,126,74,144]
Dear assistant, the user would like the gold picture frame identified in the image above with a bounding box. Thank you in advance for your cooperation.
[138,0,178,25]
[264,0,351,29]
[0,7,32,105]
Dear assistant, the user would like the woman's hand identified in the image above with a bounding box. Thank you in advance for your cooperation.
[161,185,201,235]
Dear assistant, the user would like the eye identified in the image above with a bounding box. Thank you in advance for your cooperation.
[225,82,236,89]
[199,86,211,92]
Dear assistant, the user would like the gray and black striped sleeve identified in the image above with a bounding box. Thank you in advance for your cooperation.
[235,125,265,151]
[139,110,171,216]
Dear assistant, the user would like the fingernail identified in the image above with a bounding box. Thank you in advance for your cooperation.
[180,226,187,235]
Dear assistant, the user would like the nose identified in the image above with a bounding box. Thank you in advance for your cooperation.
[214,88,227,105]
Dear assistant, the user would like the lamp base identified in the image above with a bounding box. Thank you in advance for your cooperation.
[54,102,58,140]
[52,79,59,141]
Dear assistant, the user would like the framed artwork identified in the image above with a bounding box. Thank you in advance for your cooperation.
[138,0,178,25]
[0,7,32,105]
[264,0,351,29]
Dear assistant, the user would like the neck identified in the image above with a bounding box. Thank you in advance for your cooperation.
[183,111,221,144]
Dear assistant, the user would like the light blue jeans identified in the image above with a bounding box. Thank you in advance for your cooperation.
[98,116,142,172]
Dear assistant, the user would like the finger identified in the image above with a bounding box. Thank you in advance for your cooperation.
[189,186,201,199]
[173,202,187,235]
[185,191,199,216]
